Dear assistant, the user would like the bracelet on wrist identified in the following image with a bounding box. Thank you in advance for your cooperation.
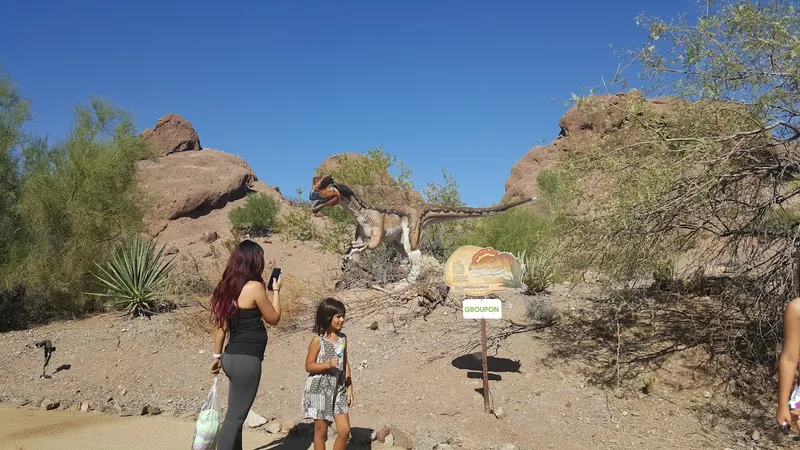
[213,353,222,359]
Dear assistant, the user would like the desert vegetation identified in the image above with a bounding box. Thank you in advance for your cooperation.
[0,72,163,330]
[1,2,798,444]
[531,0,800,423]
[265,0,800,431]
[227,193,280,237]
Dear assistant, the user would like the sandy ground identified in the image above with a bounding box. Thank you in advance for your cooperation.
[0,404,378,450]
[0,403,272,450]
[1,231,796,449]
[1,281,774,450]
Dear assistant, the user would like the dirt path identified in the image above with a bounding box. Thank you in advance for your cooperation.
[1,277,785,449]
[0,404,372,450]
[0,404,267,450]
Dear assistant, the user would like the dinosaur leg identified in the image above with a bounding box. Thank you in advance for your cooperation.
[342,226,369,270]
[395,218,421,286]
[342,241,367,270]
[406,249,423,282]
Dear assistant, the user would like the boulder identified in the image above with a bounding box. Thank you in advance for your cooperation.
[503,139,566,203]
[141,113,202,157]
[136,148,257,231]
[315,152,424,206]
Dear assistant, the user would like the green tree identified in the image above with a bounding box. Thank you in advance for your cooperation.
[0,69,30,280]
[2,88,154,324]
[422,169,464,207]
[420,169,467,260]
[548,0,800,383]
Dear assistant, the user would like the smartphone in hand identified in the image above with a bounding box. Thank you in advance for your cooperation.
[267,268,282,291]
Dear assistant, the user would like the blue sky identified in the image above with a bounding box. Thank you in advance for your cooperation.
[1,0,700,206]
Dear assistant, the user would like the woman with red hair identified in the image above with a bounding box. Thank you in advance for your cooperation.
[209,240,282,450]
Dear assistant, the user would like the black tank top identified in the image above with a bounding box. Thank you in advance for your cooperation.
[224,307,268,360]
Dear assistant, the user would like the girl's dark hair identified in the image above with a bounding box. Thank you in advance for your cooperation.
[314,297,346,335]
[209,240,266,327]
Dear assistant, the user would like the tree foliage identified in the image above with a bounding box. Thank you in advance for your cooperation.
[0,70,30,275]
[546,0,800,377]
[0,67,154,328]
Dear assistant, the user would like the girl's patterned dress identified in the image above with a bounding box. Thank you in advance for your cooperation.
[301,333,348,421]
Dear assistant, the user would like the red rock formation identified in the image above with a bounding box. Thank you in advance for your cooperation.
[140,113,202,157]
[503,92,688,202]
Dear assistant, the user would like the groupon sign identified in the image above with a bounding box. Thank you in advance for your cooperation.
[462,298,502,320]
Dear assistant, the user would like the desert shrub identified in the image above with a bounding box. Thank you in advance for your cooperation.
[163,266,216,303]
[337,245,406,288]
[521,251,556,294]
[0,79,154,325]
[222,226,248,254]
[456,206,558,262]
[270,273,312,331]
[525,296,560,325]
[277,208,318,241]
[88,235,176,317]
[228,193,280,236]
[311,199,356,254]
[539,1,800,419]
[419,169,468,261]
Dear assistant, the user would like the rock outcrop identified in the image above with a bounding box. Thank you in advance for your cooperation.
[315,152,424,205]
[136,148,257,227]
[503,92,688,202]
[134,113,265,238]
[141,113,202,157]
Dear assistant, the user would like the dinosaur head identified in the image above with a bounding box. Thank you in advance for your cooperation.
[309,175,349,213]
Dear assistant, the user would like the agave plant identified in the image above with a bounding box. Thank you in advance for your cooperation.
[503,250,528,290]
[89,236,176,317]
[522,252,555,294]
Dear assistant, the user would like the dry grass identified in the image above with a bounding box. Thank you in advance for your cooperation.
[162,255,222,306]
[270,273,318,332]
[174,269,340,337]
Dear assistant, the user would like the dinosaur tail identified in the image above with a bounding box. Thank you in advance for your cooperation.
[420,196,536,227]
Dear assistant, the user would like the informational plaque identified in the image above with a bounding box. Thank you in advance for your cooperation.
[444,245,524,295]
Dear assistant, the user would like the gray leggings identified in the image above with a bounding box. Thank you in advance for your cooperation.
[217,353,262,450]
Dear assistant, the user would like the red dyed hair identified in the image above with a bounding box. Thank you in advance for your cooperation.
[209,239,266,327]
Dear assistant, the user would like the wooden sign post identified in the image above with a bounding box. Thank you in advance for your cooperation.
[462,297,503,413]
[444,245,520,414]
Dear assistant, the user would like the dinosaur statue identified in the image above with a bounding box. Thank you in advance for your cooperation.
[308,175,536,284]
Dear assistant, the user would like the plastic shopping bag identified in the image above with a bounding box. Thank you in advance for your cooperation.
[192,376,221,450]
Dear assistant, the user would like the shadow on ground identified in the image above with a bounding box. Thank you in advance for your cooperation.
[451,352,521,397]
[255,427,374,450]
[540,279,790,446]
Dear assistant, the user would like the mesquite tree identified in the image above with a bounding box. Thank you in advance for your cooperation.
[547,0,800,376]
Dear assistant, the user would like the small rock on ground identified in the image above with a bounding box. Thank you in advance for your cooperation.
[497,444,519,450]
[264,420,281,434]
[245,409,268,428]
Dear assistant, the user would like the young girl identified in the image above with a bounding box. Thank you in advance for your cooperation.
[301,297,354,450]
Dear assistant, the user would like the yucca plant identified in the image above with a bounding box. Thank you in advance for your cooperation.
[89,236,176,317]
[523,252,555,294]
[504,250,527,290]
